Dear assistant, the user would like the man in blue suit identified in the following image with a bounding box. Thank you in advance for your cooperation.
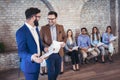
[16,7,45,80]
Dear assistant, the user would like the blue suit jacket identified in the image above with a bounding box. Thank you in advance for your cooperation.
[16,24,44,73]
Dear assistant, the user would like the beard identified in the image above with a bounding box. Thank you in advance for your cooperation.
[34,19,39,27]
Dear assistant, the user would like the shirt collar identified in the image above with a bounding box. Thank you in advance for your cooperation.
[80,34,86,36]
[25,22,36,30]
[50,24,56,28]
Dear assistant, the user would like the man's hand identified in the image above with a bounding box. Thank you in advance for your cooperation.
[61,42,65,47]
[69,49,72,52]
[44,47,49,52]
[31,54,44,63]
[75,48,78,51]
[82,48,88,52]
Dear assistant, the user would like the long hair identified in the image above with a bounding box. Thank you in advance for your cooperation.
[66,29,73,40]
[106,26,112,34]
[92,27,100,40]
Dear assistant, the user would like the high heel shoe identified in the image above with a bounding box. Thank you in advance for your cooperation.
[76,68,80,71]
[73,69,77,71]
[60,71,64,74]
[40,72,44,76]
[109,59,113,63]
[101,61,105,63]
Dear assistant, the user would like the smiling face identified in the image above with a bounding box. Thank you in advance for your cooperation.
[67,30,72,37]
[47,14,56,26]
[92,27,99,34]
[81,29,87,35]
[106,26,112,34]
[107,27,111,33]
[93,27,97,33]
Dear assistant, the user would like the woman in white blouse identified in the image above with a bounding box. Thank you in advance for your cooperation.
[91,27,105,63]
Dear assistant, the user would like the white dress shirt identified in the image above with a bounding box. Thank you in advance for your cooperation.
[50,25,57,41]
[25,22,40,55]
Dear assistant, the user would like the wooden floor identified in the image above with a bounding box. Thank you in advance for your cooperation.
[0,54,120,80]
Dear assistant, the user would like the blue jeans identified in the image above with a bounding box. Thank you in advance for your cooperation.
[47,53,61,80]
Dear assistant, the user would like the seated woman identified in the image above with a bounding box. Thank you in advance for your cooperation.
[102,26,115,62]
[77,27,98,64]
[65,29,80,71]
[91,27,105,63]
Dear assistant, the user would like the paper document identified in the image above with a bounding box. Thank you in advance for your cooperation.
[72,46,79,50]
[110,36,117,41]
[97,42,104,47]
[40,52,52,59]
[88,48,95,52]
[48,40,64,53]
[40,40,64,59]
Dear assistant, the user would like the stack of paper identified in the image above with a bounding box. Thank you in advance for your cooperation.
[40,40,63,59]
[72,46,79,50]
[88,48,95,52]
[97,42,104,47]
[110,36,117,42]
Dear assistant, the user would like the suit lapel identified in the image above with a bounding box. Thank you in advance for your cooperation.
[24,24,36,45]
[36,27,42,46]
[36,27,40,39]
[56,24,59,41]
[47,25,52,42]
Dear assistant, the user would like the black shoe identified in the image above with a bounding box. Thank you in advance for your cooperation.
[73,69,77,71]
[108,56,113,63]
[92,58,97,64]
[85,59,89,64]
[95,58,98,62]
[40,73,44,76]
[109,59,113,63]
[44,72,47,75]
[101,61,105,63]
[76,68,80,71]
[108,55,113,62]
[60,72,64,74]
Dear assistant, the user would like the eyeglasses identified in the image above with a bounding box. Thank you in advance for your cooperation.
[35,16,41,18]
[47,18,56,20]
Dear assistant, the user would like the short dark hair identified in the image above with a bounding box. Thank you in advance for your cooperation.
[48,11,58,18]
[81,27,89,35]
[25,7,41,19]
[81,27,87,32]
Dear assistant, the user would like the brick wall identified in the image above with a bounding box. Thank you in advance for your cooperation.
[0,0,118,52]
[0,52,19,71]
[46,0,118,52]
[0,0,49,51]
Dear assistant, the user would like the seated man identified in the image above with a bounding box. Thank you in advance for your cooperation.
[77,27,98,64]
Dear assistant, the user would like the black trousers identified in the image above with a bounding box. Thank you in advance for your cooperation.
[66,50,79,65]
[46,53,61,80]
